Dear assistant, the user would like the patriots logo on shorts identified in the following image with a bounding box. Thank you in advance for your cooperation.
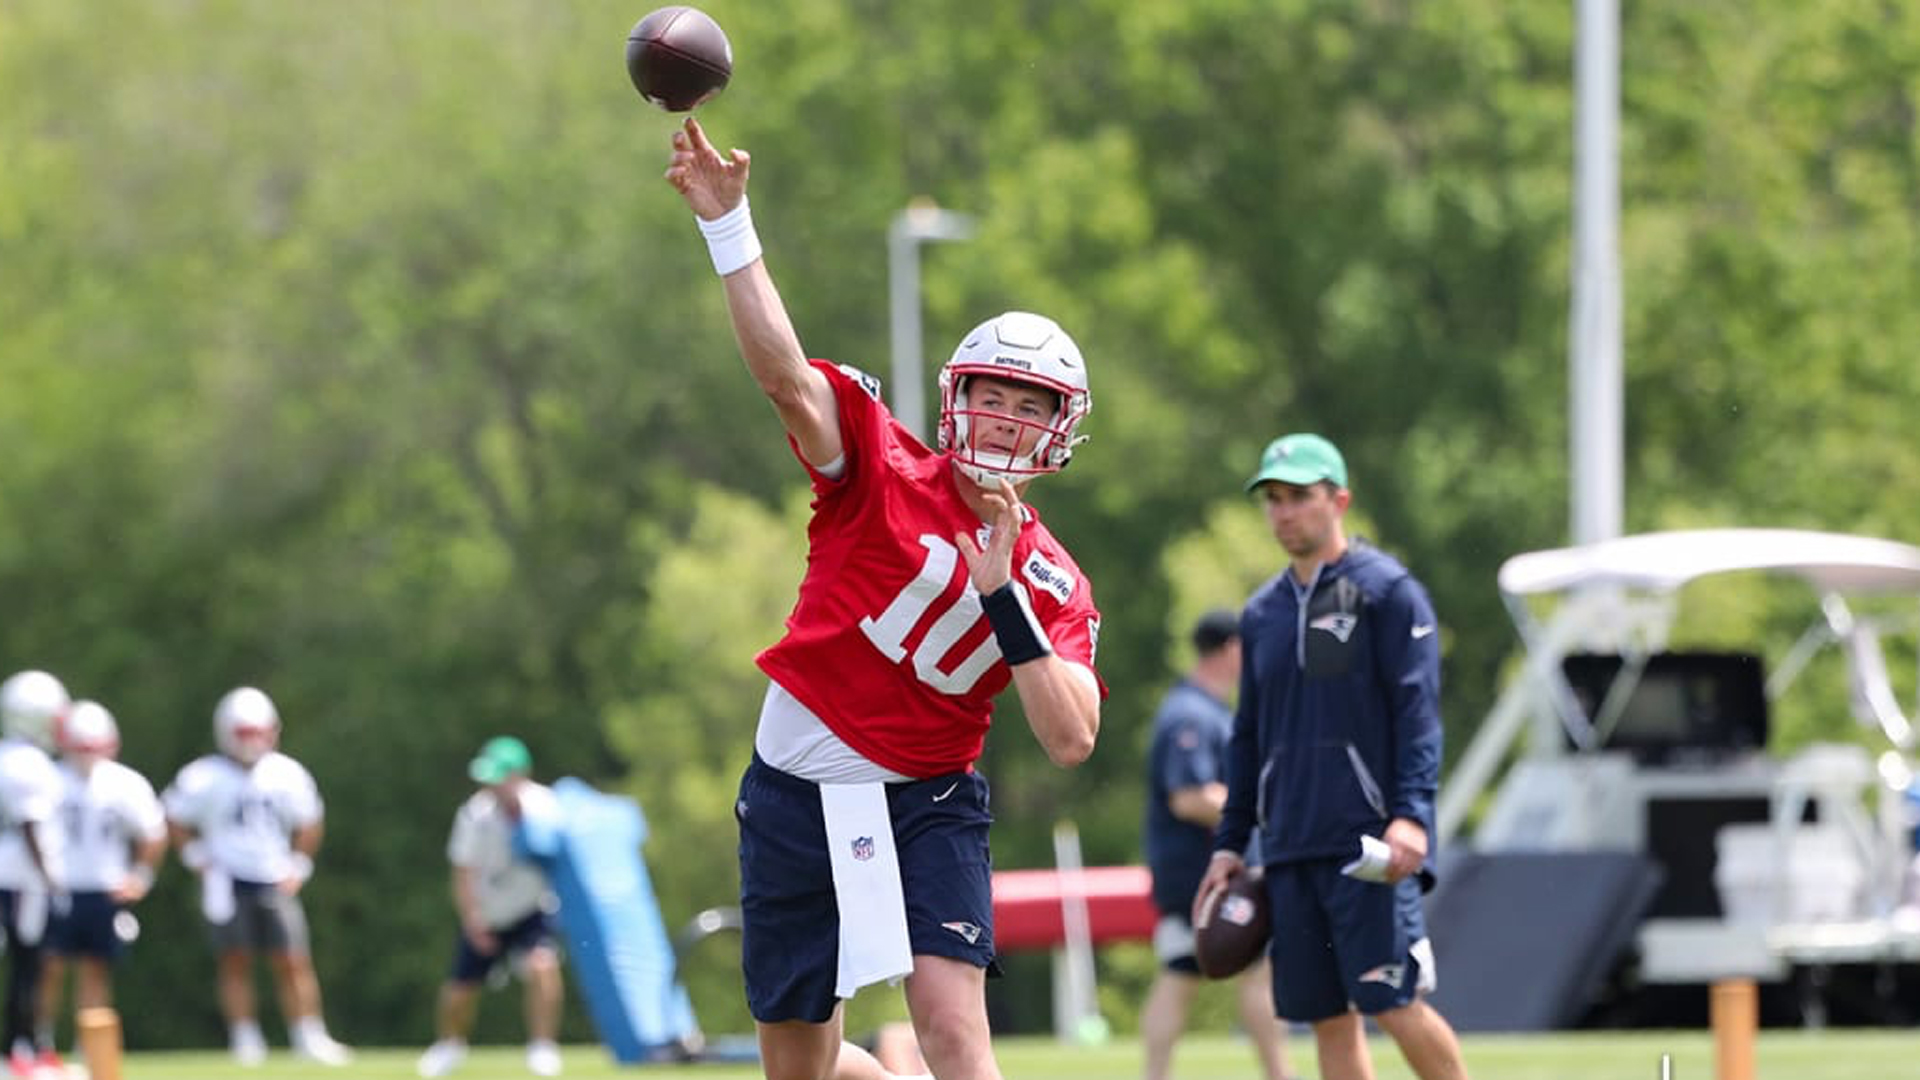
[852,836,875,862]
[941,920,983,944]
[1358,962,1406,990]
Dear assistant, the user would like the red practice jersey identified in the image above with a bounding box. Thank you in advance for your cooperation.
[757,361,1106,778]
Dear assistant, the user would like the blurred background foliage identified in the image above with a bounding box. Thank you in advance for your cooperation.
[5,0,1920,1048]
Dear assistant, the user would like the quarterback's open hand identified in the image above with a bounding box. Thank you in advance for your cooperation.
[956,478,1022,594]
[665,117,749,222]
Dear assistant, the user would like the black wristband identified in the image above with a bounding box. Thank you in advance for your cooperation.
[980,582,1054,665]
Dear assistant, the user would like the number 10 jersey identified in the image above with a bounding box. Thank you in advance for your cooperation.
[756,361,1105,779]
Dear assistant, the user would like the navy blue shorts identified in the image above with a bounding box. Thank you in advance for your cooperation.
[47,892,129,961]
[1266,860,1434,1021]
[448,909,557,985]
[736,754,996,1024]
[208,879,310,955]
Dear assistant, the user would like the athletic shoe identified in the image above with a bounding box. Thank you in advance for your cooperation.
[30,1049,62,1080]
[526,1040,562,1077]
[5,1051,31,1080]
[230,1029,268,1068]
[416,1039,468,1078]
[293,1033,354,1067]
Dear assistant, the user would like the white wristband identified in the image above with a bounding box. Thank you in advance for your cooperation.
[288,852,314,884]
[696,197,763,277]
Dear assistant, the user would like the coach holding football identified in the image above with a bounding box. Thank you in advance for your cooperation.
[1196,433,1469,1080]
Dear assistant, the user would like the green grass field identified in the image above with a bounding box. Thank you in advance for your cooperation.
[115,1030,1917,1079]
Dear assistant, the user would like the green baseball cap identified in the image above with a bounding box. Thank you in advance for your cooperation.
[1245,433,1348,492]
[468,735,532,784]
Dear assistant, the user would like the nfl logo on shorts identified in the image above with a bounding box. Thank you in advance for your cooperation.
[852,836,875,861]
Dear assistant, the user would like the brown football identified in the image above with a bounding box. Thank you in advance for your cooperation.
[1194,865,1271,979]
[626,7,733,113]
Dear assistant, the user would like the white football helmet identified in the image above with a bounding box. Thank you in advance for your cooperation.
[1,669,71,751]
[214,686,280,765]
[936,311,1092,486]
[60,699,121,757]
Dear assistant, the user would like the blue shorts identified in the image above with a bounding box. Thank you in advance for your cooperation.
[1266,860,1434,1021]
[736,754,996,1024]
[208,879,310,955]
[47,892,130,961]
[448,909,557,985]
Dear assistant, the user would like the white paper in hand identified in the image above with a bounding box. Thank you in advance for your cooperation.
[1339,834,1394,883]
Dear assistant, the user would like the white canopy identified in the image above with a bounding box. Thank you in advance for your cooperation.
[1498,529,1920,598]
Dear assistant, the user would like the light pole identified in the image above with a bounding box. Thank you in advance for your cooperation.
[888,200,977,441]
[1570,0,1622,546]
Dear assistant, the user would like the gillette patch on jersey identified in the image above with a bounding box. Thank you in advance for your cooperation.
[1022,552,1075,604]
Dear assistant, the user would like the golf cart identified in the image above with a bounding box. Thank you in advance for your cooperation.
[1426,528,1920,1029]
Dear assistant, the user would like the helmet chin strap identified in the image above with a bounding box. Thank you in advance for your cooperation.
[956,459,1025,488]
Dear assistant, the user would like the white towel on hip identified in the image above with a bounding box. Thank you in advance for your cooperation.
[820,782,914,998]
[202,868,236,925]
[13,888,46,947]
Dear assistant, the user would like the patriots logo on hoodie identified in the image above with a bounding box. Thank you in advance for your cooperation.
[1310,612,1358,643]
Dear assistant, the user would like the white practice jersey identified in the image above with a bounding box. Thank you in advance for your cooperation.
[447,782,558,929]
[58,759,166,892]
[0,737,63,890]
[163,752,322,885]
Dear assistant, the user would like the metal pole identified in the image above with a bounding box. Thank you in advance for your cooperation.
[887,202,976,441]
[1570,0,1623,545]
[888,220,925,439]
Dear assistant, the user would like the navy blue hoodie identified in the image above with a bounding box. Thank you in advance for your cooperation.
[1213,541,1443,869]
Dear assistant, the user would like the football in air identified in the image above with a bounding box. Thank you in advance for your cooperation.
[626,6,733,112]
[1194,865,1271,979]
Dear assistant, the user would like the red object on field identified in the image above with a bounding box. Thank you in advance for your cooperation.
[990,865,1158,952]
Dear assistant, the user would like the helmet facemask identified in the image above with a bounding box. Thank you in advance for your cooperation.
[937,312,1092,487]
[944,376,1077,485]
[222,724,278,766]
